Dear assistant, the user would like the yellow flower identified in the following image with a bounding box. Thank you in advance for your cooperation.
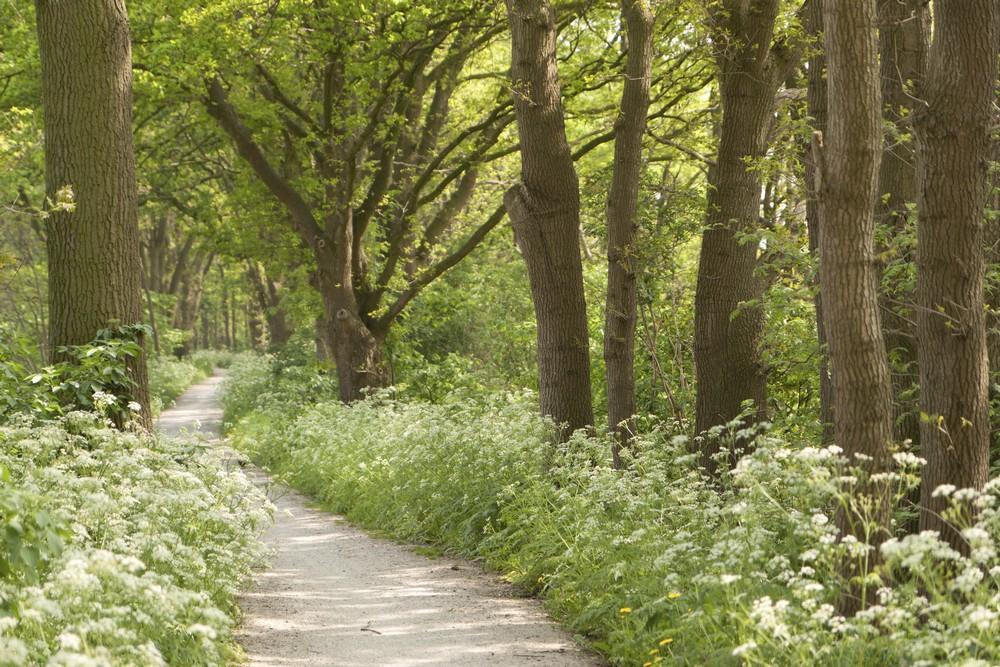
[667,591,681,600]
[659,637,674,646]
[650,648,660,655]
[643,662,652,667]
[619,607,632,615]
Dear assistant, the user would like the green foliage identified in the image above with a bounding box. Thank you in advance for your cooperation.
[0,413,270,664]
[0,466,65,584]
[147,357,207,414]
[190,349,235,373]
[0,326,148,425]
[227,356,1000,666]
[221,352,337,428]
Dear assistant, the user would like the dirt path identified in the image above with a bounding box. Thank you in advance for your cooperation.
[158,373,603,667]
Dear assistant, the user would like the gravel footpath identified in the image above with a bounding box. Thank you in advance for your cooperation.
[158,373,603,667]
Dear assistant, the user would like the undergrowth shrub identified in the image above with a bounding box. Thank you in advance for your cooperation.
[226,354,1000,666]
[190,350,236,376]
[1,327,147,424]
[0,413,271,665]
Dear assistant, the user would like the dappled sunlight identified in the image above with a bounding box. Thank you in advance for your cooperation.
[237,476,598,666]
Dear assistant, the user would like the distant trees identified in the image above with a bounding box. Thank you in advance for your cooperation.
[203,3,515,402]
[875,0,927,446]
[35,0,150,426]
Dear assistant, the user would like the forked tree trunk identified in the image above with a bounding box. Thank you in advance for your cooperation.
[876,0,928,447]
[819,0,895,613]
[915,0,999,551]
[36,0,151,427]
[504,0,594,436]
[605,0,653,467]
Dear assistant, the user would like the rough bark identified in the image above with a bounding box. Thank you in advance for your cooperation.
[876,0,928,446]
[818,0,895,614]
[36,0,151,427]
[804,0,834,442]
[915,0,999,550]
[695,0,798,471]
[605,0,654,467]
[504,0,594,436]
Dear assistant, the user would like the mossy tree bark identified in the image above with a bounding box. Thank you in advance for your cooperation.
[35,0,151,427]
[803,0,833,443]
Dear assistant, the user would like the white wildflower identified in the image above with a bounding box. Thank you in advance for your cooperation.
[932,484,957,498]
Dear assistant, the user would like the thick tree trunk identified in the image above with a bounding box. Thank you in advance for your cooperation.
[504,0,594,436]
[316,241,388,402]
[36,0,151,427]
[876,0,928,447]
[605,0,653,467]
[915,0,999,550]
[804,0,834,443]
[819,0,894,613]
[695,1,789,471]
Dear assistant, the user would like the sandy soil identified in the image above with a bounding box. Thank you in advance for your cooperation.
[158,374,604,667]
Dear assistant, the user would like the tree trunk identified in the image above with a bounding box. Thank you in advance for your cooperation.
[247,301,265,352]
[36,0,151,427]
[818,0,894,613]
[695,1,790,471]
[915,0,999,550]
[876,0,928,447]
[247,261,292,348]
[316,240,389,402]
[804,0,834,443]
[172,251,213,356]
[604,0,653,467]
[986,103,1000,465]
[220,264,232,350]
[503,0,594,437]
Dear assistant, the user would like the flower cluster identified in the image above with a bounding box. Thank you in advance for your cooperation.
[0,413,271,665]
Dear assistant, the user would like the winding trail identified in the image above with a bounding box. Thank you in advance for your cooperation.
[157,373,603,667]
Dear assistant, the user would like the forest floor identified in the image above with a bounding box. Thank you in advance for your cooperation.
[157,374,603,666]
